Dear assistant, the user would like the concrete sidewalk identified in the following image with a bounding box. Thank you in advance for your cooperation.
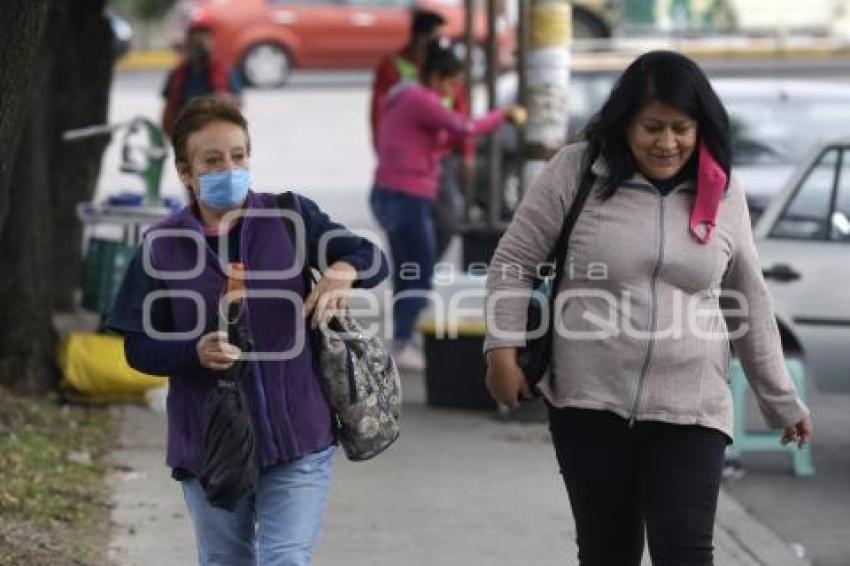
[107,372,807,566]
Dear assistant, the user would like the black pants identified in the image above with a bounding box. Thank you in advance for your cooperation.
[548,407,728,566]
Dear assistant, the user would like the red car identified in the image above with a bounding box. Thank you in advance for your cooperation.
[185,0,515,88]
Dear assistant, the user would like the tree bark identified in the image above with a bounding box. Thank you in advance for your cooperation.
[0,60,59,395]
[0,3,56,394]
[0,1,52,234]
[0,0,115,393]
[48,0,115,311]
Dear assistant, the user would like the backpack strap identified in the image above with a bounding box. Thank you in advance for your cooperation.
[543,169,596,369]
[548,170,596,294]
[275,191,317,292]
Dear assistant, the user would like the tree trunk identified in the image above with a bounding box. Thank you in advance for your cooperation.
[0,1,52,233]
[0,2,56,394]
[0,0,115,394]
[0,63,59,395]
[49,0,115,311]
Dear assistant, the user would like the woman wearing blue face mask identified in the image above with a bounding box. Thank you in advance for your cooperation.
[106,97,389,566]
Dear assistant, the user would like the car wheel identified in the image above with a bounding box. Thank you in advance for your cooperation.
[241,42,291,88]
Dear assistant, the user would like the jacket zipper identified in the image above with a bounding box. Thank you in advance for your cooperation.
[629,192,666,427]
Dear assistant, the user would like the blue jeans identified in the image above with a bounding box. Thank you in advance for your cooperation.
[369,187,437,342]
[181,445,336,566]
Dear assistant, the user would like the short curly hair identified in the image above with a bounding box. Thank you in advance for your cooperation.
[171,96,251,168]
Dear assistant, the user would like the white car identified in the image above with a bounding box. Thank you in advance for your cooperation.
[754,139,850,392]
[718,79,850,220]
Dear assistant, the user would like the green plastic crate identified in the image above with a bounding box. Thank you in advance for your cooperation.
[81,237,136,315]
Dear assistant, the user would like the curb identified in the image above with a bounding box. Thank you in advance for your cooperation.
[117,49,177,71]
[716,489,810,566]
[117,40,850,72]
[685,46,850,60]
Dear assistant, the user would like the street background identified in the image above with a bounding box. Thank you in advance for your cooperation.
[4,1,850,565]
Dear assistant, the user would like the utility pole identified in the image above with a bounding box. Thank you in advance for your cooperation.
[523,0,572,190]
[462,0,475,222]
[485,0,502,227]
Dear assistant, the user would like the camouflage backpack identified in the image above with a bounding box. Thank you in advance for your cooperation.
[277,191,401,461]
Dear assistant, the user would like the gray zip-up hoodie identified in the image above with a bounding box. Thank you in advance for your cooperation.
[484,142,806,438]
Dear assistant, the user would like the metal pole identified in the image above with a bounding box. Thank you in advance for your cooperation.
[516,0,529,198]
[486,0,502,227]
[463,0,475,222]
[463,0,474,91]
[523,0,572,190]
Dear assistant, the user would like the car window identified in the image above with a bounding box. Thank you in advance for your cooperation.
[832,149,850,243]
[725,97,850,166]
[770,148,839,240]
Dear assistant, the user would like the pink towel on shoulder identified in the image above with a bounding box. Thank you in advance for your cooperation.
[690,142,728,244]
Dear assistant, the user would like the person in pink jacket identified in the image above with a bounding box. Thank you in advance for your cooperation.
[370,42,524,369]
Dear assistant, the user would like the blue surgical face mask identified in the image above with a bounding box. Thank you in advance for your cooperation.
[198,169,251,210]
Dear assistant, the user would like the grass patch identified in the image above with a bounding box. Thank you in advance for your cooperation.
[0,386,117,565]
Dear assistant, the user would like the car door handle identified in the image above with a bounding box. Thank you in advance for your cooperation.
[762,264,801,282]
[351,12,376,26]
[274,11,297,25]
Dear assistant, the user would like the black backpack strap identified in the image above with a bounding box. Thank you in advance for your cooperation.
[547,170,596,317]
[275,190,298,233]
[275,191,317,292]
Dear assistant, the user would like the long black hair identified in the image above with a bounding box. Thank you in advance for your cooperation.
[581,50,731,199]
[411,9,445,40]
[421,40,462,81]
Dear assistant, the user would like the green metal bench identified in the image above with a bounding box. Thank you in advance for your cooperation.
[728,357,814,477]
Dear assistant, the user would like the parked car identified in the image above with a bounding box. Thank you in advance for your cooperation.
[753,139,850,392]
[183,0,515,88]
[720,79,850,220]
[474,69,850,222]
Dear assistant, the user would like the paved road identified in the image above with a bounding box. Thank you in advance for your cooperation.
[723,390,850,566]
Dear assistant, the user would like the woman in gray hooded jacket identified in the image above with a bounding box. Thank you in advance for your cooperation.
[484,51,812,565]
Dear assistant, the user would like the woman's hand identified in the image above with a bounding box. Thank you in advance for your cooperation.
[505,105,528,126]
[485,348,532,410]
[304,261,357,329]
[196,331,241,371]
[781,413,813,449]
